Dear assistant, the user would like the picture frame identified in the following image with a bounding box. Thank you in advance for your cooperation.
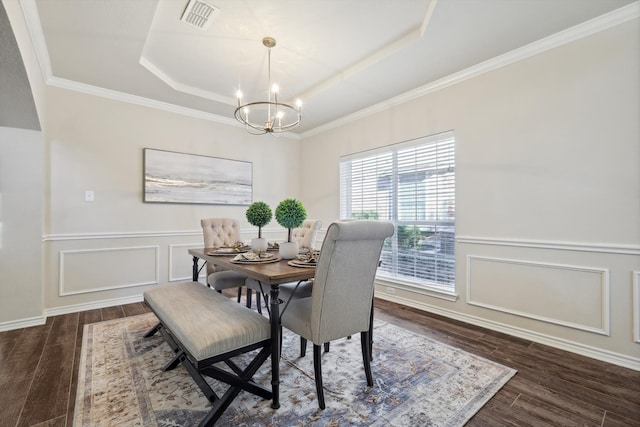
[143,148,252,205]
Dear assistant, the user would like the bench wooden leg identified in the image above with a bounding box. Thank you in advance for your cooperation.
[195,345,272,426]
[155,324,183,370]
[162,349,185,372]
[201,347,272,399]
[150,330,273,426]
[143,322,162,338]
[181,353,219,403]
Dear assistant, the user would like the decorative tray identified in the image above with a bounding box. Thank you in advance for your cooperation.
[230,252,282,264]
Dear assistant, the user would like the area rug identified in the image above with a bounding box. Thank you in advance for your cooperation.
[74,312,516,426]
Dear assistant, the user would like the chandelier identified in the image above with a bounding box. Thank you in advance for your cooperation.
[234,37,302,135]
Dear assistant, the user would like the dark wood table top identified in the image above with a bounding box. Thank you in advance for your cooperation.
[189,248,316,286]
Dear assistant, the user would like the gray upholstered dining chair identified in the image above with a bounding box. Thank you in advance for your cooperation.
[201,218,259,309]
[279,220,394,409]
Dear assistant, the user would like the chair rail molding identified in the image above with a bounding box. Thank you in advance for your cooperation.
[456,235,640,255]
[43,227,296,242]
[43,230,201,241]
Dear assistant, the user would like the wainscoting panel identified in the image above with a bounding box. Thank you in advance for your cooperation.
[466,255,609,335]
[59,246,160,296]
[169,243,204,282]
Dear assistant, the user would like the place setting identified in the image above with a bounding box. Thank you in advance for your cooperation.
[288,248,320,268]
[206,241,250,256]
[230,250,282,264]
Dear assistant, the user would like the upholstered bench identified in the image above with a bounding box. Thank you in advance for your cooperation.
[143,281,272,426]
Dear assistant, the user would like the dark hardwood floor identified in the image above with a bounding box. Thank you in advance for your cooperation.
[1,297,638,426]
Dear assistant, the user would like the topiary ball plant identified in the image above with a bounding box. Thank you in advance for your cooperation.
[275,198,306,242]
[246,201,272,238]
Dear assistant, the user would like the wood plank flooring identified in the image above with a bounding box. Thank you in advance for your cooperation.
[1,297,638,426]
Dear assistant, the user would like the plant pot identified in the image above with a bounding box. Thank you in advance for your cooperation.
[279,241,299,259]
[251,237,268,252]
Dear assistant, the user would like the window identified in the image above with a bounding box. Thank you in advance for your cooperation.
[340,131,455,292]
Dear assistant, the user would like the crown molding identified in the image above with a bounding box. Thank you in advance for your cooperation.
[19,0,51,79]
[47,75,240,125]
[45,75,300,140]
[139,56,237,106]
[19,0,639,140]
[301,1,640,138]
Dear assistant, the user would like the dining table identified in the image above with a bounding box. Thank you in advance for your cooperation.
[188,247,316,409]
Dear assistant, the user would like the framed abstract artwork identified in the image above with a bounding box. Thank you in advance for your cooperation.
[143,148,252,205]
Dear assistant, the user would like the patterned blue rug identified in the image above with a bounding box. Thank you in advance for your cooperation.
[74,312,516,426]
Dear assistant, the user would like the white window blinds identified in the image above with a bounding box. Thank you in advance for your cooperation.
[340,131,455,289]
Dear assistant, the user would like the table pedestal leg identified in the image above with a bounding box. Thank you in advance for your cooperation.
[270,284,280,409]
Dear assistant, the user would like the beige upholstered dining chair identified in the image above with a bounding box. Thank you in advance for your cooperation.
[245,219,322,307]
[276,219,322,300]
[200,218,258,308]
[280,220,394,409]
[291,219,322,249]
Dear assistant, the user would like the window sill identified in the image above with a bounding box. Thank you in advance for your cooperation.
[375,275,458,302]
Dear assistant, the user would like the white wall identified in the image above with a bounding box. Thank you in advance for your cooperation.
[299,19,640,368]
[0,127,43,325]
[40,87,302,313]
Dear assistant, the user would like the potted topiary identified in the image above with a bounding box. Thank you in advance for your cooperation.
[246,201,272,251]
[275,198,306,259]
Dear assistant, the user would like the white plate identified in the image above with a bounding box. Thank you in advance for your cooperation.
[206,247,249,256]
[231,254,282,264]
[288,259,317,268]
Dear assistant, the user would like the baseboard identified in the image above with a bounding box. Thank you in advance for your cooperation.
[2,294,147,332]
[0,315,46,332]
[43,294,145,318]
[375,293,640,372]
[7,289,637,370]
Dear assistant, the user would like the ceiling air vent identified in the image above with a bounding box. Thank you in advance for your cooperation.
[181,0,220,31]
